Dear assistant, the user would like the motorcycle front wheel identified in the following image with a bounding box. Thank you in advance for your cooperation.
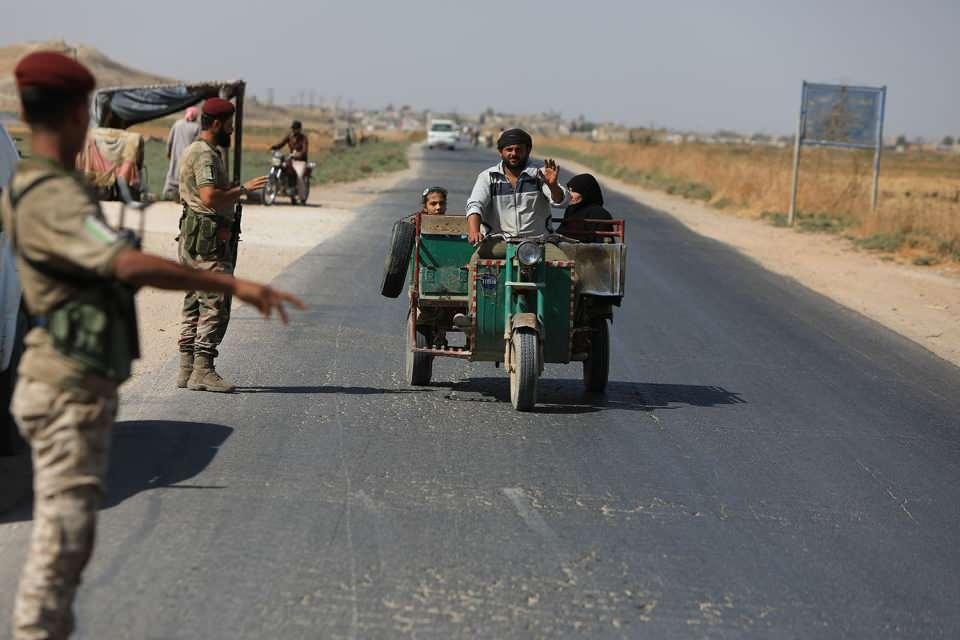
[263,177,278,206]
[301,178,311,205]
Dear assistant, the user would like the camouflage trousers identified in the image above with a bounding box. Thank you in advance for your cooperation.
[178,237,234,358]
[10,377,117,640]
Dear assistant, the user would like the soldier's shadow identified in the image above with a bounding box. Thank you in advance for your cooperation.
[0,420,233,523]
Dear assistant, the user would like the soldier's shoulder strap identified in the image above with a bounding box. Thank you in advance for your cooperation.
[5,172,62,252]
[9,172,60,210]
[6,172,102,287]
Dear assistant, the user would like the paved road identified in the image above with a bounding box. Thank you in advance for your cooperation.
[2,145,959,638]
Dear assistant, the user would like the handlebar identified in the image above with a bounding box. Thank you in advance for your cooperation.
[482,232,576,244]
[116,176,149,210]
[115,176,150,248]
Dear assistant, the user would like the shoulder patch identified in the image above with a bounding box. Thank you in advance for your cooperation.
[83,215,120,245]
[200,162,217,184]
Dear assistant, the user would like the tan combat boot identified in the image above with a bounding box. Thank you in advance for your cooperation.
[176,352,194,388]
[187,354,236,393]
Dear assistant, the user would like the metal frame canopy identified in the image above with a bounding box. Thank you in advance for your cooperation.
[91,79,246,185]
[787,81,887,225]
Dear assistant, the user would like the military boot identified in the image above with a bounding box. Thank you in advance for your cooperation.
[187,354,236,393]
[176,352,194,388]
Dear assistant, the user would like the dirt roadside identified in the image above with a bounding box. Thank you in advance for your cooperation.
[555,157,960,368]
[102,145,423,381]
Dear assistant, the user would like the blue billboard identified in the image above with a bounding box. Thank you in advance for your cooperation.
[800,83,886,148]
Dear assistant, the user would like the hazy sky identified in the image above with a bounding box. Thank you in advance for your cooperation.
[3,0,958,138]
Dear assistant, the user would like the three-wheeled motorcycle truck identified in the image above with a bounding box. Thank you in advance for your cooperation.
[380,214,626,411]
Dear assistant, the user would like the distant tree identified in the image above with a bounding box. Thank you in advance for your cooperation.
[942,136,955,147]
[895,134,908,147]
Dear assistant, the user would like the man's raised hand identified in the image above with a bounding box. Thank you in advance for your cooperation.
[540,158,560,187]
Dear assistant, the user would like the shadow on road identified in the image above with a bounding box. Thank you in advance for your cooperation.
[233,385,420,395]
[443,378,745,414]
[0,420,232,524]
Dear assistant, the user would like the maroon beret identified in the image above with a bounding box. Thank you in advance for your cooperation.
[14,51,96,94]
[202,98,235,118]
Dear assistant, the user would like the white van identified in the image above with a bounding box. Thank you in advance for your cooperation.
[427,119,459,150]
[0,123,24,455]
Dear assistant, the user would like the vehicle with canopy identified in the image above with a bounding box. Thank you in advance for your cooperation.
[83,79,247,200]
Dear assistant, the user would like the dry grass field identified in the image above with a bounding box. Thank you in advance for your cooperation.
[541,138,960,264]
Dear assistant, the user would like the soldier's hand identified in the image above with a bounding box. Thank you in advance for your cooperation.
[243,176,269,193]
[234,280,306,324]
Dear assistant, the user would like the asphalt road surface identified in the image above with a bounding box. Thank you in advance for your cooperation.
[2,145,959,639]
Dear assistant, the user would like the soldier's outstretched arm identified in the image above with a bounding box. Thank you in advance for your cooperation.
[113,248,306,323]
[198,175,270,211]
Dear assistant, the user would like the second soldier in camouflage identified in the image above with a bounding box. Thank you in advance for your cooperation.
[176,98,268,391]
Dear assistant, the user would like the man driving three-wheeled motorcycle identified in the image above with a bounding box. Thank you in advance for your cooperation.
[380,128,626,411]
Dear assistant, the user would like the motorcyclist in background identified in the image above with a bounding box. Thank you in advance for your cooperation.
[270,120,309,202]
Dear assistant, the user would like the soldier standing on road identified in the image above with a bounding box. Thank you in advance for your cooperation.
[0,52,304,640]
[176,99,269,392]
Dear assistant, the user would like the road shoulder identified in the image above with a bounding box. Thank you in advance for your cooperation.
[556,156,960,368]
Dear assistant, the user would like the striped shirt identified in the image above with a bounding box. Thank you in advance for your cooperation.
[465,162,570,237]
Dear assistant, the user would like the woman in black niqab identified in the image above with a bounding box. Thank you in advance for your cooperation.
[558,173,613,240]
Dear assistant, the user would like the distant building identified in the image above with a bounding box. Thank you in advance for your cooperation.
[591,126,631,142]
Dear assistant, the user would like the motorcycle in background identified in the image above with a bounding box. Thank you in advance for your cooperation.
[263,151,315,205]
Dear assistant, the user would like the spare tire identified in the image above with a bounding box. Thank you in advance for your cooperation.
[380,220,416,298]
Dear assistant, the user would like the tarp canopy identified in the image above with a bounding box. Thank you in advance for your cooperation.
[92,80,245,129]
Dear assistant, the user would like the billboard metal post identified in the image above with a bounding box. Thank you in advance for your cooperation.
[788,82,807,227]
[788,81,886,225]
[870,86,887,211]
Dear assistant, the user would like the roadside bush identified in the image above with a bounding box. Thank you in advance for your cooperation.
[856,233,906,252]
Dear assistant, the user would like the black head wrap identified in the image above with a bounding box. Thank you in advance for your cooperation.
[567,173,604,206]
[559,173,612,240]
[497,128,533,150]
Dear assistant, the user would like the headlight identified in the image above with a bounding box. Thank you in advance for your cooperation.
[516,241,542,266]
[271,155,283,167]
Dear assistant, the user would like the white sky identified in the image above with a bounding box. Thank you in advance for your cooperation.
[3,0,958,138]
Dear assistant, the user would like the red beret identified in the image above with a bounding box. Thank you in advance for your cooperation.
[14,51,95,94]
[202,98,235,118]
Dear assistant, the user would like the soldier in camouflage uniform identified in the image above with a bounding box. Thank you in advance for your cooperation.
[1,53,303,640]
[176,98,268,392]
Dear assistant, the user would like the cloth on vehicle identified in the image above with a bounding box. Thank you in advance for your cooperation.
[92,82,242,129]
[77,128,144,192]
